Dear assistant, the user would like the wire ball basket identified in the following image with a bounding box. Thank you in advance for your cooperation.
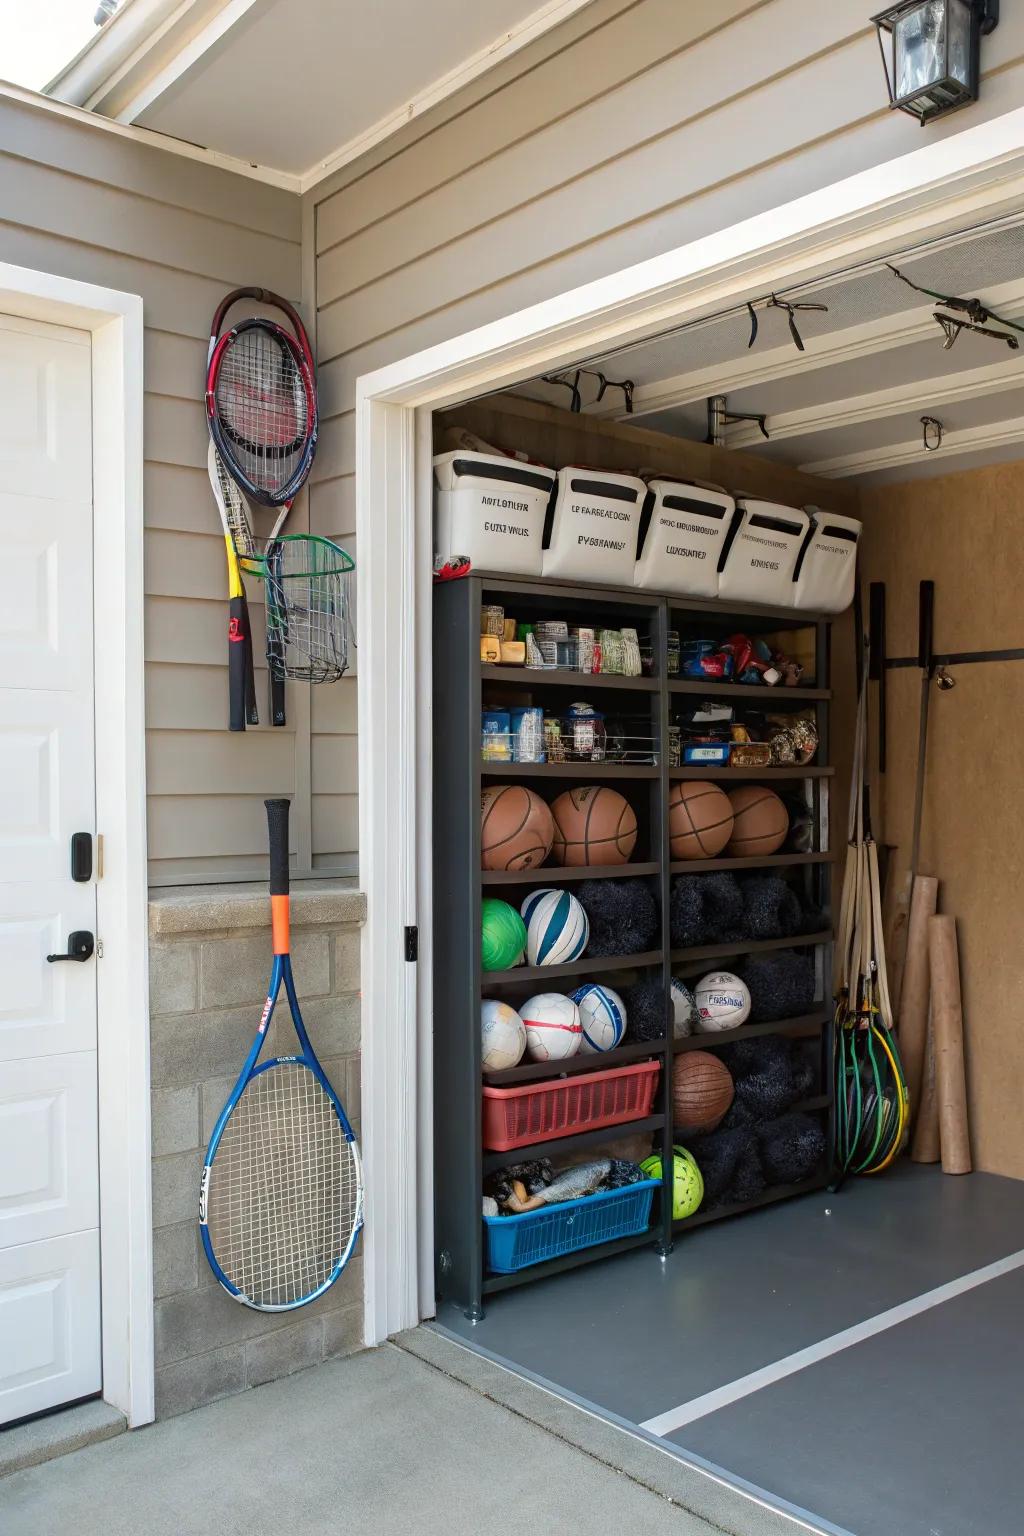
[259,534,355,684]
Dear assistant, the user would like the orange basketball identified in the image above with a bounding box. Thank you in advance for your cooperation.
[668,781,734,860]
[672,1051,734,1133]
[549,786,637,867]
[726,785,789,857]
[481,785,555,871]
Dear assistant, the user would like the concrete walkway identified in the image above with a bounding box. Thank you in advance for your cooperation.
[0,1338,787,1536]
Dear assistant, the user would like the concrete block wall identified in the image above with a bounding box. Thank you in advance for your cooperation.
[147,881,366,1419]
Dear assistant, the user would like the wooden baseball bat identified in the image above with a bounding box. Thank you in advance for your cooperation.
[898,874,938,1125]
[928,914,971,1175]
[911,1016,940,1163]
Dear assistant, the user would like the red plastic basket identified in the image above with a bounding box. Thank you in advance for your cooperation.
[482,1059,660,1151]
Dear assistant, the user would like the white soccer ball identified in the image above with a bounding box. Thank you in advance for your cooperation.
[694,971,751,1032]
[573,983,626,1053]
[526,889,589,967]
[521,992,582,1062]
[671,977,698,1038]
[481,999,527,1071]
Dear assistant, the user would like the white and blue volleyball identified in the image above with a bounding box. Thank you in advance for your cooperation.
[520,887,555,927]
[671,977,698,1038]
[694,971,751,1032]
[526,889,589,966]
[572,983,626,1053]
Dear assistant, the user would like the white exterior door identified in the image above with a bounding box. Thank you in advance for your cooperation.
[0,314,100,1424]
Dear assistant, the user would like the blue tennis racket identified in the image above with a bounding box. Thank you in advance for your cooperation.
[200,798,362,1309]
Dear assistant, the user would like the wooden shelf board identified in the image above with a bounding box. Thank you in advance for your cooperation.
[671,930,832,965]
[669,680,829,701]
[483,1038,665,1086]
[674,1013,829,1052]
[482,1113,665,1172]
[669,765,833,781]
[669,851,834,873]
[673,1171,831,1233]
[483,861,660,885]
[483,666,658,692]
[483,950,663,986]
[482,1227,658,1292]
[482,761,659,779]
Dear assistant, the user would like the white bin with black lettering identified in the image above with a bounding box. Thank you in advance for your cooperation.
[543,467,647,585]
[718,499,810,608]
[792,508,861,613]
[634,480,734,597]
[433,451,555,576]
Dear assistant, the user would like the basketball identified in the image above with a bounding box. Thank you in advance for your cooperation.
[668,781,734,859]
[672,1050,734,1132]
[549,786,637,867]
[572,983,626,1053]
[521,992,582,1062]
[526,889,589,966]
[726,785,789,857]
[480,898,527,972]
[694,971,751,1031]
[481,1000,527,1071]
[481,785,555,871]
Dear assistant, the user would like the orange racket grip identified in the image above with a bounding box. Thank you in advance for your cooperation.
[271,894,290,956]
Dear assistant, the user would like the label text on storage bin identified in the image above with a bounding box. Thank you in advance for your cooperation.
[481,495,530,513]
[571,503,632,521]
[743,532,789,551]
[484,523,530,536]
[664,517,715,537]
[578,535,626,550]
[666,546,707,559]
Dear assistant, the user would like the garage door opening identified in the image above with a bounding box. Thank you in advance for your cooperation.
[423,210,1024,1536]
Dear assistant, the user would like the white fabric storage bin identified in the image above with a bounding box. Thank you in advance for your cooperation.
[543,467,647,585]
[433,451,555,576]
[718,499,810,608]
[792,509,861,613]
[634,480,734,597]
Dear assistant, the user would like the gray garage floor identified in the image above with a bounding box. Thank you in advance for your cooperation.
[437,1163,1024,1536]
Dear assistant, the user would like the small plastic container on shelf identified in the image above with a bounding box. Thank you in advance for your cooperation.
[718,499,811,608]
[791,508,862,613]
[542,467,647,585]
[433,451,555,577]
[484,1178,660,1273]
[482,1059,660,1151]
[634,480,735,597]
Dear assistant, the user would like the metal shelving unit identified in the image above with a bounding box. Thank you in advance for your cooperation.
[433,572,835,1318]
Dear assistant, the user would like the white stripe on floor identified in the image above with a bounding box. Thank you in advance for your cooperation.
[641,1247,1024,1438]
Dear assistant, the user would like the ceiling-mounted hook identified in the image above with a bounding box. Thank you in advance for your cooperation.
[543,369,583,412]
[921,415,944,452]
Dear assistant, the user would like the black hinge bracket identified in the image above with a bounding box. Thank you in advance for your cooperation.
[404,925,418,962]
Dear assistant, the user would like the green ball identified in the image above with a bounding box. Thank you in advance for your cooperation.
[481,899,527,973]
[640,1146,704,1220]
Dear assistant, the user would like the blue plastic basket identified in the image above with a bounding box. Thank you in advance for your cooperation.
[483,1178,660,1274]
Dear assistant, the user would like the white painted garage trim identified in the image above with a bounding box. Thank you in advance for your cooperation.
[0,262,152,1427]
[355,104,1024,1346]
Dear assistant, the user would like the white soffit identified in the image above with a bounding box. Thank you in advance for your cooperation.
[63,0,600,188]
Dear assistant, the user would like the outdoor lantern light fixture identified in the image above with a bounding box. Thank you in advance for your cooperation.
[872,0,999,123]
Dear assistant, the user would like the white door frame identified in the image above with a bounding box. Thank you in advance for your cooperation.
[356,104,1024,1346]
[0,263,152,1425]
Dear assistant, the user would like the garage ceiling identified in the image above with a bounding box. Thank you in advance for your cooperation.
[519,216,1024,486]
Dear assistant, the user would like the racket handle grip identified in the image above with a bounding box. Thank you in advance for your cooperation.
[265,799,291,896]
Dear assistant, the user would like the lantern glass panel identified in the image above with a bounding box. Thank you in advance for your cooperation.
[893,1,971,98]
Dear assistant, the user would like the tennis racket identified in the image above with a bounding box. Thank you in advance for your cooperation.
[207,441,258,731]
[200,799,363,1309]
[208,442,286,728]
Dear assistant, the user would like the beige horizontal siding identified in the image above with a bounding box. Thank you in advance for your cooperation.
[0,94,310,884]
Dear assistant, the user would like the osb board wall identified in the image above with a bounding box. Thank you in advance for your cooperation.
[860,461,1024,1181]
[437,395,860,516]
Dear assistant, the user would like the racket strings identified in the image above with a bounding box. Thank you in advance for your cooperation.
[205,1061,360,1307]
[216,327,308,492]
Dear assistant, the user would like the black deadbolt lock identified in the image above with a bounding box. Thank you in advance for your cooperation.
[47,931,95,963]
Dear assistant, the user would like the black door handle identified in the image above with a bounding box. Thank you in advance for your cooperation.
[47,931,95,963]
